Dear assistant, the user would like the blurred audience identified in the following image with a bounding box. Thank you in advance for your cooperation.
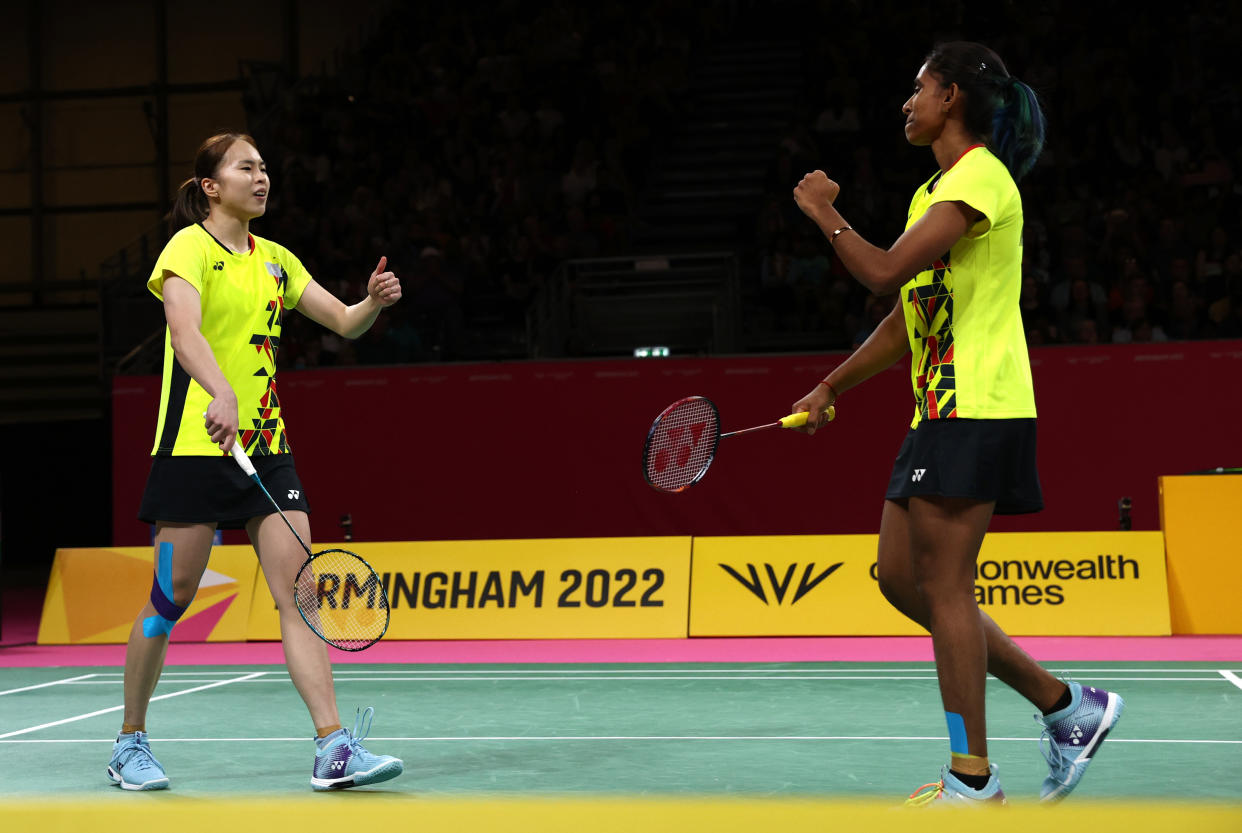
[256,0,715,365]
[240,0,1239,366]
[749,0,1242,350]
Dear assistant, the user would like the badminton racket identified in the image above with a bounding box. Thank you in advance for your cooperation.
[642,396,835,493]
[228,443,389,651]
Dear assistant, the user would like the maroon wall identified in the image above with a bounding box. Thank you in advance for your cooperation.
[112,340,1242,546]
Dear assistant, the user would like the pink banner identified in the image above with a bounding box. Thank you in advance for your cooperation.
[112,340,1241,546]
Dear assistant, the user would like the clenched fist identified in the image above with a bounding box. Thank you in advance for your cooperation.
[793,170,841,222]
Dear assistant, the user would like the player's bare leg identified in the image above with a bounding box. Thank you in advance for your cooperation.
[876,499,1066,711]
[121,522,216,728]
[110,521,215,790]
[247,511,339,729]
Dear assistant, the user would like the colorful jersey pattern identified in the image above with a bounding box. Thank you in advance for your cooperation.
[900,145,1036,428]
[147,223,312,456]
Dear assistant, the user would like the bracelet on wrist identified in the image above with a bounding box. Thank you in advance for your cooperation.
[816,379,839,399]
[829,225,854,244]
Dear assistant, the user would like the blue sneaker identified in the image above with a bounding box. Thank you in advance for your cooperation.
[906,765,1006,806]
[107,731,169,791]
[311,707,404,791]
[1037,681,1124,802]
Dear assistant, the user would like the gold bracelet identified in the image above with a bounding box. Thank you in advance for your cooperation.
[829,225,854,244]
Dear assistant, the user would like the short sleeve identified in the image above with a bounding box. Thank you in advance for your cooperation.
[148,226,209,300]
[277,247,314,309]
[926,152,1005,239]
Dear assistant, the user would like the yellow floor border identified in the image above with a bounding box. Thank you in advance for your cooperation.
[6,796,1242,832]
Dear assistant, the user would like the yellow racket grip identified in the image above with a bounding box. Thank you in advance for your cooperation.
[779,405,836,428]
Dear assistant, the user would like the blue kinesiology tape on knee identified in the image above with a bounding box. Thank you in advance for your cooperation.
[944,711,970,756]
[142,542,191,637]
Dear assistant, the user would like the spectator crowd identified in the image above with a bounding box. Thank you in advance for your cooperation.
[754,1,1242,350]
[245,0,1242,367]
[254,0,722,367]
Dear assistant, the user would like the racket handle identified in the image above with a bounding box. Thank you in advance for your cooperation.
[203,411,258,478]
[229,441,258,477]
[779,405,836,429]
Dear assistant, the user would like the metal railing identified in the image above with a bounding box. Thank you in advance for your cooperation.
[527,252,741,358]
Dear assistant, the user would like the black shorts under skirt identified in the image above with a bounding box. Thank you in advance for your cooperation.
[138,453,310,529]
[885,418,1043,515]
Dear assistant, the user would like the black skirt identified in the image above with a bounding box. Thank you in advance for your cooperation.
[138,453,310,529]
[885,418,1043,515]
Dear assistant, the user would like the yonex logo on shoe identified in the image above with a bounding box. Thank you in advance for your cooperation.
[1070,725,1084,745]
[912,468,927,482]
[331,760,346,771]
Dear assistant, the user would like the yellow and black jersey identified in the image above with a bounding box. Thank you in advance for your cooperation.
[900,144,1036,428]
[147,222,312,456]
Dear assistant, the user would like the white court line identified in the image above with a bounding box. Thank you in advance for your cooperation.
[326,667,1232,675]
[0,734,1239,745]
[55,675,1242,685]
[0,672,266,740]
[54,675,1235,683]
[86,667,1234,677]
[66,676,948,683]
[1220,670,1242,691]
[0,673,96,697]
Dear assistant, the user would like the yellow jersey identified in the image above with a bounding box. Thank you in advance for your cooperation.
[900,145,1036,427]
[147,223,312,456]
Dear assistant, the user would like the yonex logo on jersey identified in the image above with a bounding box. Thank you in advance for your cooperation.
[212,261,224,271]
[288,490,300,500]
[912,468,927,482]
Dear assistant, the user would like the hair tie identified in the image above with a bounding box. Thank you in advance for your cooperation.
[974,59,1011,89]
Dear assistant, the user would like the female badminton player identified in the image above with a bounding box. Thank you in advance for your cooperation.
[790,42,1123,803]
[107,132,404,791]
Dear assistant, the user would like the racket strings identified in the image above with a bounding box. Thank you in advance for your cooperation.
[294,549,389,651]
[644,397,719,492]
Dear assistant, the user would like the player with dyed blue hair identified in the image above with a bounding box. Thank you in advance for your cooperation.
[790,41,1123,803]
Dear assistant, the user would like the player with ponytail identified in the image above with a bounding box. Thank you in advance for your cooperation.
[789,42,1123,804]
[107,132,405,792]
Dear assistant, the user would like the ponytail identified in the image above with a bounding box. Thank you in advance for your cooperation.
[164,131,259,232]
[167,176,210,230]
[924,41,1047,181]
[991,77,1046,181]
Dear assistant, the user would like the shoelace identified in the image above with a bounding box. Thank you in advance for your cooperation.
[345,706,376,755]
[905,779,944,806]
[1036,713,1067,773]
[116,736,163,772]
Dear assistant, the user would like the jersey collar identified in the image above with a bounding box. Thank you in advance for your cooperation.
[950,143,986,170]
[928,143,986,193]
[197,222,255,255]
